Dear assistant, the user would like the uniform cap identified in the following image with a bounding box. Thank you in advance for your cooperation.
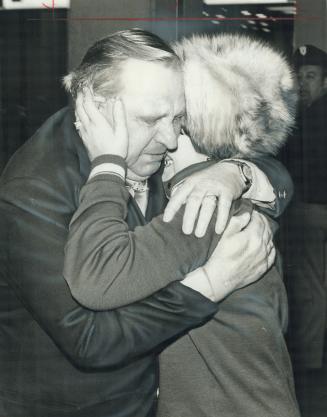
[293,45,327,70]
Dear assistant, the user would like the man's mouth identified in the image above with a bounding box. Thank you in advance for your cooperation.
[145,151,166,159]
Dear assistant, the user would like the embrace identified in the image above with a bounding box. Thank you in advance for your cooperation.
[0,29,299,417]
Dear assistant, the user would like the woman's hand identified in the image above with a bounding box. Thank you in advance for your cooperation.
[163,162,245,237]
[75,89,129,161]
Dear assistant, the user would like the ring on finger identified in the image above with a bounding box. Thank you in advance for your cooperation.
[204,194,218,204]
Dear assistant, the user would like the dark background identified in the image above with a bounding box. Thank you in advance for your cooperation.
[0,9,67,170]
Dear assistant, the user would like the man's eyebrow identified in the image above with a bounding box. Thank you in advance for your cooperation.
[140,114,166,121]
[139,109,168,119]
[138,108,185,121]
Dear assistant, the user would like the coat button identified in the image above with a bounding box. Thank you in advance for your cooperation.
[278,190,287,199]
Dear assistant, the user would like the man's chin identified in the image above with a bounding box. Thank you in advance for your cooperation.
[127,159,162,181]
[299,92,311,107]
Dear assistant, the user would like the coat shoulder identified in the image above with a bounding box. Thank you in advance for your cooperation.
[0,108,86,209]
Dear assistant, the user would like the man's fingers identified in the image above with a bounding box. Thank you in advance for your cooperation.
[248,210,266,234]
[267,239,274,254]
[194,197,217,238]
[163,182,193,223]
[225,211,251,236]
[259,215,273,247]
[267,246,276,268]
[82,89,105,124]
[182,191,207,235]
[215,196,233,234]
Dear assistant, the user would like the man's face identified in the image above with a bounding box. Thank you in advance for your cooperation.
[118,58,185,181]
[297,65,326,107]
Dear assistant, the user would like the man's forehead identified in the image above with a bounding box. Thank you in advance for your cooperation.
[299,65,324,75]
[137,100,184,117]
[122,57,180,72]
[120,58,182,93]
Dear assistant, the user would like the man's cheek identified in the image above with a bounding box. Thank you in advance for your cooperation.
[127,136,148,163]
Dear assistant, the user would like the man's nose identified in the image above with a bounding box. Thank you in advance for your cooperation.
[156,124,178,150]
[297,77,305,88]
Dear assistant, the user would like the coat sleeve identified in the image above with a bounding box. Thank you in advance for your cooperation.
[0,176,218,371]
[64,157,284,312]
[248,155,293,217]
[64,174,220,310]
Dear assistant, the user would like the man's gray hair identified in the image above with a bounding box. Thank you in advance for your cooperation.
[63,29,180,99]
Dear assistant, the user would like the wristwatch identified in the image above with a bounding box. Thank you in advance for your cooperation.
[222,160,253,192]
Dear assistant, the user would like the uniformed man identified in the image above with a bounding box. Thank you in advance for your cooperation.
[285,44,327,375]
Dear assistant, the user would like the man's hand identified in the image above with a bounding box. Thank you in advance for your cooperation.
[182,211,275,302]
[75,89,129,161]
[206,210,275,301]
[163,162,246,236]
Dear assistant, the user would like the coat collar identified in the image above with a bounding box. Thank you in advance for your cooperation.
[63,107,91,182]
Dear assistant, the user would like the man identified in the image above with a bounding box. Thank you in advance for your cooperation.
[285,44,327,371]
[0,29,290,417]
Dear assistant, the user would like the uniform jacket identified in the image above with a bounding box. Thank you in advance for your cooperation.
[285,93,327,369]
[286,92,327,204]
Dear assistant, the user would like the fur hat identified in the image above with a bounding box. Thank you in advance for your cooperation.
[173,34,298,159]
